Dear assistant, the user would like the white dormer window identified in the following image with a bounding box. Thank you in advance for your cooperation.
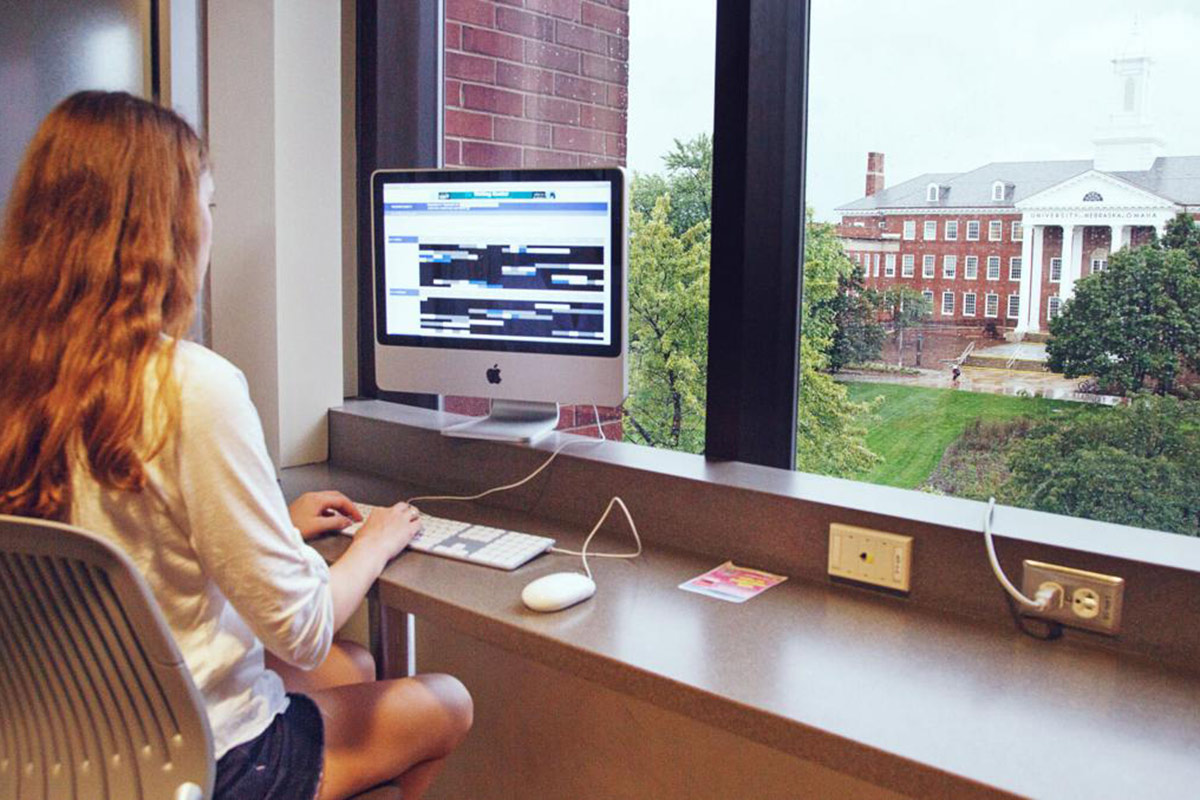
[992,181,1005,202]
[926,183,939,202]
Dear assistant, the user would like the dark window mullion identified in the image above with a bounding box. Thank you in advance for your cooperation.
[705,0,810,469]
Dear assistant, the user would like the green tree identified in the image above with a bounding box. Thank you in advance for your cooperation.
[622,194,710,451]
[624,136,878,477]
[1160,211,1200,266]
[822,265,885,372]
[1046,239,1200,395]
[879,286,932,367]
[630,134,712,236]
[1005,395,1200,536]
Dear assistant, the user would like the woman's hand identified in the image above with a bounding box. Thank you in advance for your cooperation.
[288,490,362,540]
[351,502,422,566]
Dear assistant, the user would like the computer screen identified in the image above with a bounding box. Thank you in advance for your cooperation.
[370,168,628,440]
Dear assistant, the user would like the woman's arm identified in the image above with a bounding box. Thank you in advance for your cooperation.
[327,503,421,629]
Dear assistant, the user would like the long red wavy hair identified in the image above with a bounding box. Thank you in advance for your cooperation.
[0,91,206,520]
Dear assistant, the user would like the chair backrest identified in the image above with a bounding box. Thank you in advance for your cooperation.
[0,515,213,800]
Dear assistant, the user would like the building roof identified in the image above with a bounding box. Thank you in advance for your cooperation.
[837,156,1200,212]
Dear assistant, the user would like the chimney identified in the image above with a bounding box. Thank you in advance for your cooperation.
[865,152,885,196]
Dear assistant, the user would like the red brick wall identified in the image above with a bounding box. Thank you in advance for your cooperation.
[444,0,628,170]
[442,0,629,439]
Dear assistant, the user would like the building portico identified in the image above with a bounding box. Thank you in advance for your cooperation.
[1013,170,1179,334]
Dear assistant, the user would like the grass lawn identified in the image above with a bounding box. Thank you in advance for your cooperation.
[841,382,1087,489]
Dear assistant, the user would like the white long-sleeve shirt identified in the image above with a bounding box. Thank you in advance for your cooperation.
[70,340,334,758]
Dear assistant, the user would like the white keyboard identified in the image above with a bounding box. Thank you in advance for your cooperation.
[341,504,555,571]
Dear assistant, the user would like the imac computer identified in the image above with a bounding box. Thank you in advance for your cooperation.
[370,167,628,443]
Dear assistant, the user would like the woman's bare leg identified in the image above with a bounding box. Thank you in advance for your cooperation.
[309,673,473,800]
[266,641,473,800]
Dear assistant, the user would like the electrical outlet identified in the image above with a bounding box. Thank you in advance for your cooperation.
[1021,560,1124,635]
[828,523,912,592]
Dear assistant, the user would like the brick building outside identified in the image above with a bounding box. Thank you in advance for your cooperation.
[836,38,1200,339]
[441,0,628,436]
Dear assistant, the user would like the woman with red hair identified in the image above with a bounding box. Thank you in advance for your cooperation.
[0,91,471,800]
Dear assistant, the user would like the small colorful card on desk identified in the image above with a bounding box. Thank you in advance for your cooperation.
[678,561,787,603]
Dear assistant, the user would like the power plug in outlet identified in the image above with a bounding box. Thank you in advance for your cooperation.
[1021,560,1124,635]
[828,523,912,592]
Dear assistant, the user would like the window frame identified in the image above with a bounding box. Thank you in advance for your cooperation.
[923,220,937,241]
[964,255,978,280]
[1011,221,1023,241]
[986,255,1001,280]
[903,220,916,240]
[941,291,954,316]
[943,254,956,279]
[1007,294,1020,319]
[902,254,915,277]
[1048,295,1061,319]
[885,253,896,277]
[1050,257,1063,282]
[985,293,1000,318]
[963,291,977,316]
[922,254,936,278]
[988,219,1003,242]
[966,220,980,241]
[1009,257,1022,281]
[944,220,959,241]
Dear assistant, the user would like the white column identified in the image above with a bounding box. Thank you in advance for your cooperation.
[1060,223,1079,302]
[1108,224,1123,258]
[208,1,345,467]
[1015,216,1035,334]
[1028,225,1045,332]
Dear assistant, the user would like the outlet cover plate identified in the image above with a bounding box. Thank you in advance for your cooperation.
[828,523,912,592]
[1021,560,1124,635]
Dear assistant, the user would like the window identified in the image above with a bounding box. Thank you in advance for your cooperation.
[985,293,999,317]
[903,220,916,240]
[923,220,937,241]
[941,291,954,315]
[966,220,980,241]
[885,253,896,277]
[1009,257,1022,281]
[922,289,934,304]
[964,255,978,279]
[986,256,1001,280]
[926,183,939,202]
[992,181,1005,201]
[964,292,977,316]
[1091,257,1107,274]
[1050,257,1063,282]
[988,220,1003,241]
[1007,295,1020,319]
[902,254,915,277]
[922,254,935,278]
[1012,221,1023,241]
[943,255,957,278]
[874,253,881,278]
[944,220,959,241]
[1048,295,1062,319]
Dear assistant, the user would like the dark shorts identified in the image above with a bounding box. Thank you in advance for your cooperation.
[214,693,325,800]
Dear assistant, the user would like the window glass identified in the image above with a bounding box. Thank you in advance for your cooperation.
[441,0,715,448]
[809,0,1200,539]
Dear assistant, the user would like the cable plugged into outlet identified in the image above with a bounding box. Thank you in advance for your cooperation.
[1022,561,1125,635]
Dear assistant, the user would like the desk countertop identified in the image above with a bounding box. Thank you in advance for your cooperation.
[287,463,1200,800]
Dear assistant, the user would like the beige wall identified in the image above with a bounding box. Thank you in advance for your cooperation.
[207,0,344,467]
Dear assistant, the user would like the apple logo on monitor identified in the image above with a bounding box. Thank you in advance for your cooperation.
[486,364,502,384]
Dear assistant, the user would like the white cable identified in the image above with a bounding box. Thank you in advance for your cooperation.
[405,416,642,578]
[550,496,641,580]
[983,497,1052,611]
[406,434,597,506]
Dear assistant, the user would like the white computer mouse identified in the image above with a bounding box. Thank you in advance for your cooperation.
[521,572,597,612]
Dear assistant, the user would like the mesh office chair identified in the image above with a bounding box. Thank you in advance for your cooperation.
[0,515,406,800]
[0,514,213,800]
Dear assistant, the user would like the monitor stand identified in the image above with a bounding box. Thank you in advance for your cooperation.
[442,400,560,444]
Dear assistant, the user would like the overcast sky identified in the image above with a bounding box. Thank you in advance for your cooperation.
[628,0,1200,222]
